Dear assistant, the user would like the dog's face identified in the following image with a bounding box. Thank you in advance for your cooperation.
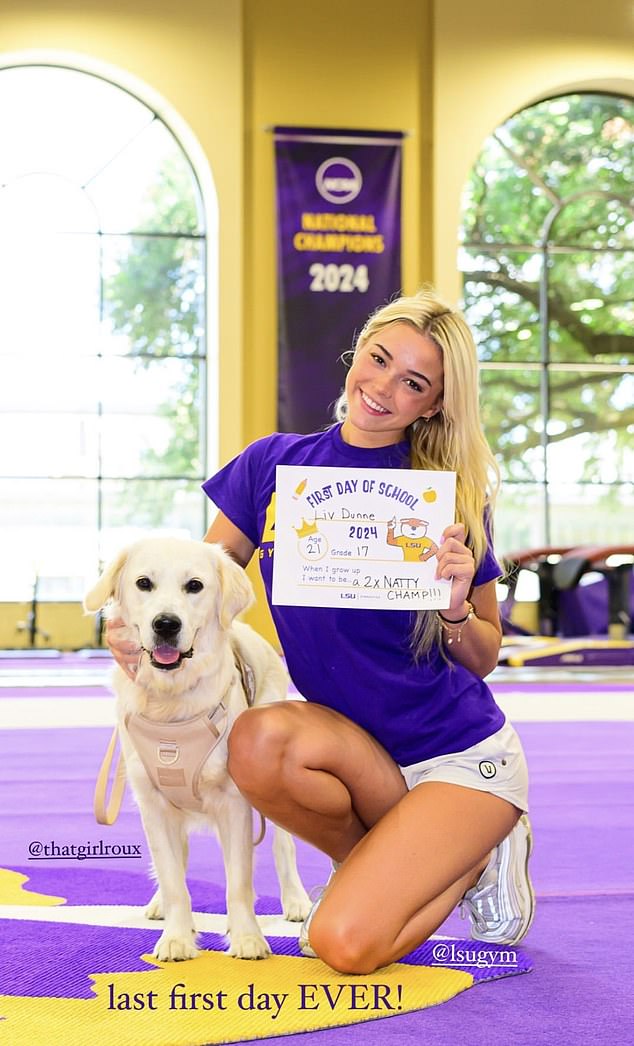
[85,538,253,672]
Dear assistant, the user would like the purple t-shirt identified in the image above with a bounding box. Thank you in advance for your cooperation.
[203,424,505,765]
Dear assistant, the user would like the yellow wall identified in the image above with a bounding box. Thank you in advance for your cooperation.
[1,0,632,649]
[242,0,433,445]
[2,602,97,650]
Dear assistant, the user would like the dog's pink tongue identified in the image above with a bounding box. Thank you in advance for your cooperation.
[153,645,181,665]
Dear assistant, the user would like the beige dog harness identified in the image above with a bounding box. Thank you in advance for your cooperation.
[125,701,228,813]
[94,655,256,824]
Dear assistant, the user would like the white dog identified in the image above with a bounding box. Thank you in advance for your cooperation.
[84,536,310,961]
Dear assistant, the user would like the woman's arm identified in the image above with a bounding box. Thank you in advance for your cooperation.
[434,523,502,678]
[439,579,502,678]
[203,511,256,568]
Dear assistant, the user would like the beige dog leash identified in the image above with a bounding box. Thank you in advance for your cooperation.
[94,726,127,826]
[234,653,266,844]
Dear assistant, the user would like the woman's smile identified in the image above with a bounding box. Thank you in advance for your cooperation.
[360,389,391,416]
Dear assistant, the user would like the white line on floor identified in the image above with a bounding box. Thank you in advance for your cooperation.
[0,902,455,941]
[1,691,633,728]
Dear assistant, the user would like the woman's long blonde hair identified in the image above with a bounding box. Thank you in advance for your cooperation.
[335,287,500,658]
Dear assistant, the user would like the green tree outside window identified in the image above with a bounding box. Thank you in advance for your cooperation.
[460,93,634,552]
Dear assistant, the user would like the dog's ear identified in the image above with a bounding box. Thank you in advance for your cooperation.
[83,549,130,612]
[215,548,254,630]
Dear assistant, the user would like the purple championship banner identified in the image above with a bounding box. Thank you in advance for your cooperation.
[274,127,404,433]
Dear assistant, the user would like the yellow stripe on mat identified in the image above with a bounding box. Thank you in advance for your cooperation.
[0,869,65,907]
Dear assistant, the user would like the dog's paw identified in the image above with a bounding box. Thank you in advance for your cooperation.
[282,890,312,922]
[153,930,198,962]
[228,933,272,960]
[144,890,164,920]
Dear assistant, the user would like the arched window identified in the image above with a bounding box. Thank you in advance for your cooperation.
[459,92,634,554]
[0,65,208,607]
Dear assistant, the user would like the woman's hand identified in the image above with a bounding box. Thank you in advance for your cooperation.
[435,523,475,614]
[106,617,142,681]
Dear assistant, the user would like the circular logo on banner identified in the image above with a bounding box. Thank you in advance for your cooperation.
[315,156,363,204]
[478,760,497,779]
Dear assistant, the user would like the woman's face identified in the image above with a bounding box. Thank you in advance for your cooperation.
[341,322,444,448]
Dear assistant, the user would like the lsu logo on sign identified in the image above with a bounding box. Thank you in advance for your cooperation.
[315,156,363,204]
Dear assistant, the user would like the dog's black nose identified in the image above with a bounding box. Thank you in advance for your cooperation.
[152,614,182,637]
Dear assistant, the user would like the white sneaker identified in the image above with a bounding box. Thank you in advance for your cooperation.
[299,862,340,958]
[460,814,535,945]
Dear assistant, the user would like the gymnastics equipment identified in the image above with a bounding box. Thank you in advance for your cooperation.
[499,544,634,667]
[501,546,573,637]
[554,546,633,639]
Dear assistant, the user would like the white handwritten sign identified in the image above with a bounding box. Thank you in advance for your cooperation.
[272,465,456,610]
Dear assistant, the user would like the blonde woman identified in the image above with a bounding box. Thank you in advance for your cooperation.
[111,288,534,974]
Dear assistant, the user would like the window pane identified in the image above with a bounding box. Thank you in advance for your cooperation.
[0,356,100,477]
[462,93,634,246]
[103,235,205,357]
[0,477,208,601]
[100,479,207,557]
[87,120,203,235]
[1,231,101,358]
[547,252,634,364]
[461,92,633,552]
[1,355,100,413]
[547,371,634,484]
[0,414,100,479]
[550,197,634,250]
[493,484,546,558]
[0,67,153,186]
[480,370,544,482]
[460,132,551,245]
[0,174,98,234]
[0,355,206,479]
[0,65,208,615]
[0,478,99,600]
[461,249,542,363]
[99,357,204,478]
[549,483,634,547]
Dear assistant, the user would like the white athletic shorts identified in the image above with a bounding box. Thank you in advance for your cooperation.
[399,720,529,813]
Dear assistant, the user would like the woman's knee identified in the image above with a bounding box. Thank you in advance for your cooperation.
[227,704,299,794]
[308,905,393,975]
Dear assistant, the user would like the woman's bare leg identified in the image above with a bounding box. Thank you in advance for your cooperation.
[227,701,519,974]
[308,781,520,972]
[227,702,408,862]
